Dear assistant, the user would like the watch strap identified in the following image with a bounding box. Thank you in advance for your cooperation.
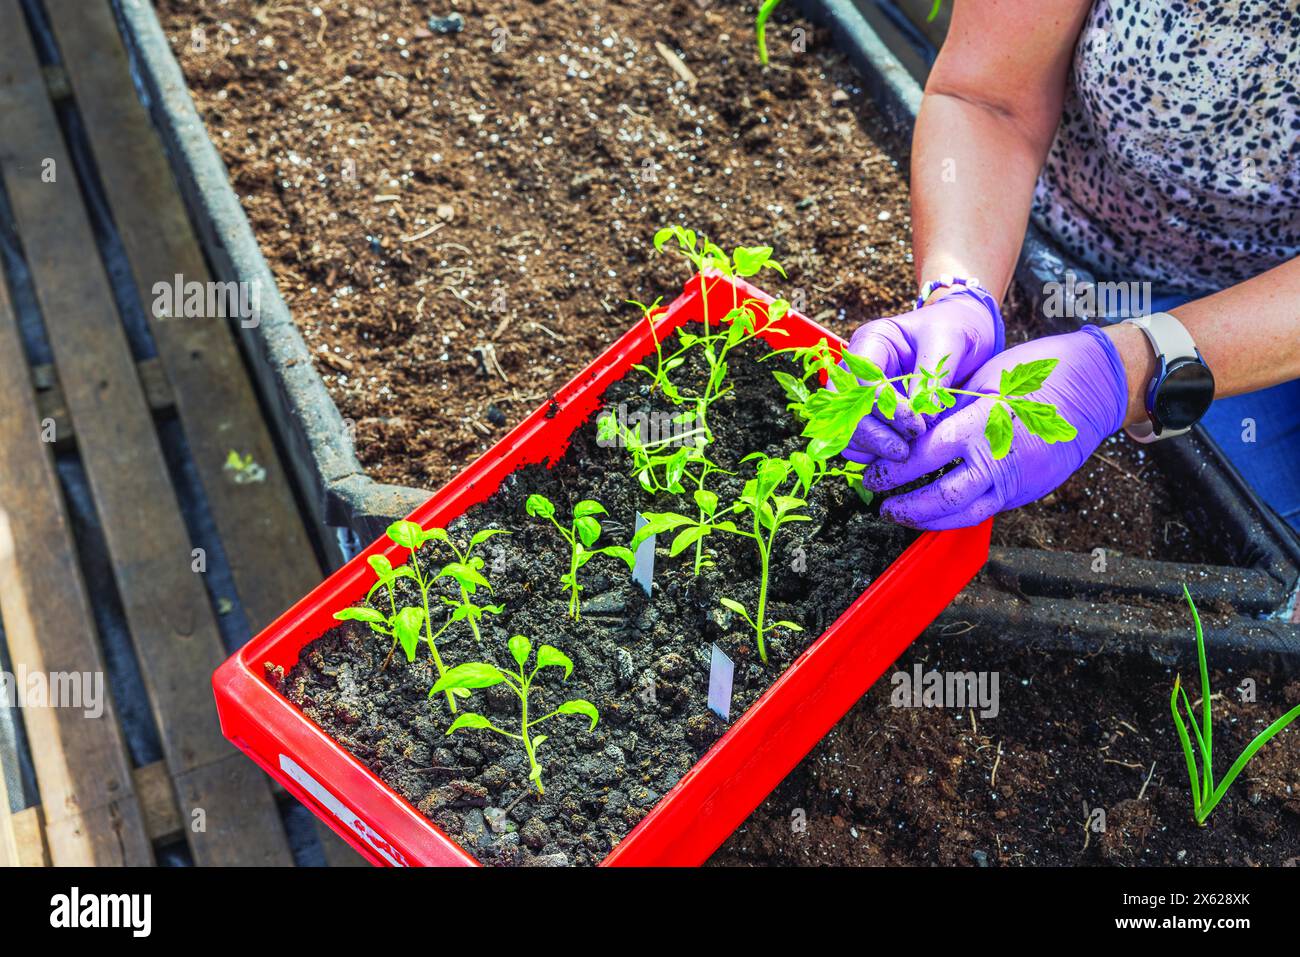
[916,276,1005,353]
[1121,312,1197,443]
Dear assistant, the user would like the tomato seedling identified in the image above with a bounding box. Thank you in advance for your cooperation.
[431,634,599,794]
[612,227,791,571]
[633,449,866,663]
[524,495,635,619]
[333,520,508,712]
[1170,585,1300,825]
[775,339,1076,460]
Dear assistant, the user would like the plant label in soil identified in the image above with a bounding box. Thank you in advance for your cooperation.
[708,643,735,721]
[632,512,655,597]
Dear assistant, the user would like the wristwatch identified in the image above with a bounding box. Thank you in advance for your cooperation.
[1121,312,1215,443]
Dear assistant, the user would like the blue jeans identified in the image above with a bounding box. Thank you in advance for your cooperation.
[1128,294,1300,533]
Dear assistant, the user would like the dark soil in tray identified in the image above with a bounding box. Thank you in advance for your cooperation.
[282,336,918,865]
[158,0,1217,565]
[714,630,1300,866]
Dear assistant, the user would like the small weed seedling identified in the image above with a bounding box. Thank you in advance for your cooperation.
[777,339,1076,460]
[1170,585,1300,826]
[525,495,635,619]
[333,520,507,711]
[634,450,866,663]
[431,635,599,794]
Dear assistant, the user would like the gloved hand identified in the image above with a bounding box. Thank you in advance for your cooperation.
[841,287,1003,463]
[862,326,1129,530]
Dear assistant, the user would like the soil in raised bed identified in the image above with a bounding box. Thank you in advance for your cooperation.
[281,334,919,865]
[713,629,1300,866]
[158,0,1216,565]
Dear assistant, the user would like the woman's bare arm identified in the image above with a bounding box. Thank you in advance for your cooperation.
[1105,257,1300,425]
[911,0,1094,298]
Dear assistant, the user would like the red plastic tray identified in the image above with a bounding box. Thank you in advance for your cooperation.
[213,273,991,866]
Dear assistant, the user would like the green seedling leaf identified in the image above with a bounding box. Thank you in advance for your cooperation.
[670,524,709,558]
[575,515,602,548]
[773,370,811,409]
[719,596,754,626]
[525,494,555,520]
[431,661,508,694]
[985,402,1014,460]
[574,500,608,519]
[556,699,600,731]
[334,606,386,625]
[756,457,790,500]
[632,512,693,544]
[876,383,898,419]
[367,555,395,578]
[391,606,426,663]
[508,634,532,669]
[468,528,510,549]
[999,358,1058,397]
[693,489,719,516]
[789,450,814,492]
[386,519,425,550]
[1006,399,1078,444]
[841,350,885,384]
[446,713,494,734]
[732,245,772,276]
[536,644,574,679]
[439,561,492,594]
[598,545,637,570]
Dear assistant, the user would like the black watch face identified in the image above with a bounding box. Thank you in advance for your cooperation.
[1155,359,1215,431]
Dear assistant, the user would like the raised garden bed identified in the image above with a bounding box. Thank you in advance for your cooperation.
[214,272,988,865]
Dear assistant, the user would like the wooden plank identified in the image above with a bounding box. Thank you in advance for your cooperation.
[0,283,153,866]
[11,807,50,866]
[1,800,50,868]
[133,760,183,843]
[33,356,175,452]
[0,2,291,867]
[45,0,324,636]
[47,0,362,868]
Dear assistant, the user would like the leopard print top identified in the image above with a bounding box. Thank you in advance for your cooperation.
[1030,0,1300,294]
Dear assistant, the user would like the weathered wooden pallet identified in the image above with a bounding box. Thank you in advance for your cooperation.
[0,0,360,865]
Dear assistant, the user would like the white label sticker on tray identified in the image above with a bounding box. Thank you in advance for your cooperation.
[632,512,655,597]
[707,643,734,721]
[279,754,409,866]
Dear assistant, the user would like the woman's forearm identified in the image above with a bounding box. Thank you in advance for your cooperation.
[909,0,1092,298]
[911,93,1056,299]
[1104,257,1300,427]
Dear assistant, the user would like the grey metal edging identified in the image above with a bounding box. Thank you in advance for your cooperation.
[112,0,431,568]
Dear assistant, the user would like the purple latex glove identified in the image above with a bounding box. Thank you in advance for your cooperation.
[862,326,1129,530]
[842,287,1003,464]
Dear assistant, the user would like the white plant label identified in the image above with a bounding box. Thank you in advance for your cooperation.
[708,643,734,721]
[632,512,655,597]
